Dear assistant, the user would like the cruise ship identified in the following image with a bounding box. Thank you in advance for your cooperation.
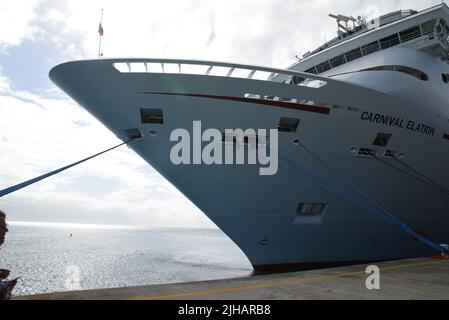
[50,4,449,270]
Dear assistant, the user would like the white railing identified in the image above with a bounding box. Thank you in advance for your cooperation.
[111,58,328,89]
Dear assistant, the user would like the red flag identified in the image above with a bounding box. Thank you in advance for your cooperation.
[98,23,104,36]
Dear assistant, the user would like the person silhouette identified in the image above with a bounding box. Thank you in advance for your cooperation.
[0,210,17,300]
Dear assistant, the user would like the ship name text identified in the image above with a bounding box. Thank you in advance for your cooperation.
[361,112,435,136]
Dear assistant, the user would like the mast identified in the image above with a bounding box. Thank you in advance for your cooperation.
[98,9,104,57]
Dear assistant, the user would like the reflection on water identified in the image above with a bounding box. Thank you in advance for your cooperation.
[0,222,252,296]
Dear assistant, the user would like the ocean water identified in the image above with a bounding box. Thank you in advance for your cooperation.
[0,222,253,297]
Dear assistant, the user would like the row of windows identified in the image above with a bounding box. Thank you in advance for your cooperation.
[305,19,437,75]
[244,93,318,105]
[442,73,449,83]
[330,65,429,81]
[362,65,429,81]
[114,61,328,89]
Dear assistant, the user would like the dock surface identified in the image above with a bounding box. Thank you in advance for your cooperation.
[17,257,449,300]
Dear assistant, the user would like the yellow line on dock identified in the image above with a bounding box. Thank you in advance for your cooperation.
[132,258,448,300]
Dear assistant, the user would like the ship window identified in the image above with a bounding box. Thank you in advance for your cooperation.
[330,55,346,68]
[345,48,363,62]
[442,74,448,83]
[244,93,261,99]
[278,117,300,133]
[355,148,377,158]
[347,106,359,112]
[291,75,306,85]
[362,65,428,81]
[399,26,421,43]
[124,129,142,140]
[361,41,381,56]
[140,108,164,124]
[373,133,392,147]
[316,61,331,73]
[421,20,436,35]
[383,150,400,159]
[305,67,317,75]
[297,203,327,217]
[379,34,400,49]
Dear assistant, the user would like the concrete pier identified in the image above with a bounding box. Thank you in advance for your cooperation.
[16,257,449,300]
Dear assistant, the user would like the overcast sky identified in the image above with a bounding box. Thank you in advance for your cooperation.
[0,0,441,228]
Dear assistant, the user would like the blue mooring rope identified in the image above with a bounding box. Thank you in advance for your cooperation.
[277,142,448,256]
[0,138,136,198]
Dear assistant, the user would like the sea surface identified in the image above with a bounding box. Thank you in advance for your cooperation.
[0,222,253,297]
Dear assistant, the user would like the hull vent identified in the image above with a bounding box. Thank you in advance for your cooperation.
[355,148,377,158]
[383,150,402,159]
[373,133,392,147]
[294,203,327,224]
[278,117,300,133]
[124,129,143,140]
[140,108,164,124]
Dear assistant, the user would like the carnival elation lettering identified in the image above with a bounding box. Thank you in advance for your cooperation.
[361,112,435,136]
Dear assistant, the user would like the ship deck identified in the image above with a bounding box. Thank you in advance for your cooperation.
[16,257,449,300]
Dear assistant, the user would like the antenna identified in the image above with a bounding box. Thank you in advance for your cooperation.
[98,9,104,57]
[329,13,358,37]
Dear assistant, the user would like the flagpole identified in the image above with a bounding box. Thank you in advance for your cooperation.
[98,8,104,57]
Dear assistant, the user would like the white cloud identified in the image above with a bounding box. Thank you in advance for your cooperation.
[1,0,440,62]
[0,1,40,52]
[57,0,439,65]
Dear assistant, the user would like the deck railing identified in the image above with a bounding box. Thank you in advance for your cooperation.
[112,59,328,89]
[304,18,440,75]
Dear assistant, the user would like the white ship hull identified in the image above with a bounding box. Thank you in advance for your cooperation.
[49,48,449,269]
